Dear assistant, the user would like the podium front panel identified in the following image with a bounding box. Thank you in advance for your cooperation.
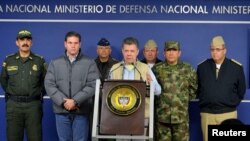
[100,80,146,135]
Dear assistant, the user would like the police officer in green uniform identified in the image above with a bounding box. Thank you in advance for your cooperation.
[152,41,197,141]
[0,29,47,141]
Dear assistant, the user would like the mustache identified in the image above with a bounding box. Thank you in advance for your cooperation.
[22,44,29,47]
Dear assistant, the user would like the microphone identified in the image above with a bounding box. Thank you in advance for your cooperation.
[132,63,143,81]
[108,62,124,79]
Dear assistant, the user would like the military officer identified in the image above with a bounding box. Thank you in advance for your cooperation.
[95,38,118,82]
[197,35,246,141]
[152,41,197,141]
[141,39,162,68]
[0,29,47,141]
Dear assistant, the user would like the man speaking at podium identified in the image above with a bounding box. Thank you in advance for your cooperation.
[109,37,161,140]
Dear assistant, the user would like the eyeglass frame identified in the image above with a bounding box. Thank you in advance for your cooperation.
[210,47,225,52]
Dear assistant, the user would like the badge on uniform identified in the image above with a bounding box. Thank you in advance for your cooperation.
[32,64,38,71]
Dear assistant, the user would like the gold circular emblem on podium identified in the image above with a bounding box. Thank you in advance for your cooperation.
[106,84,141,116]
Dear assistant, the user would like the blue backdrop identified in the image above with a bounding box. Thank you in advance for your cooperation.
[0,0,250,141]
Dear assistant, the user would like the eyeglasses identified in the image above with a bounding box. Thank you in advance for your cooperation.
[210,48,225,52]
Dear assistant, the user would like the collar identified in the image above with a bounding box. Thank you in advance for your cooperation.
[95,56,112,63]
[15,52,33,60]
[123,59,139,66]
[211,57,228,69]
[64,49,82,62]
[164,60,180,66]
[141,58,162,64]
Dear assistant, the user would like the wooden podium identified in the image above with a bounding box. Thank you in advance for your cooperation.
[92,79,155,141]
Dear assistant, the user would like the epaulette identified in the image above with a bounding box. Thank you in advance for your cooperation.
[34,54,44,59]
[5,53,15,58]
[2,62,6,67]
[197,59,207,66]
[231,59,242,66]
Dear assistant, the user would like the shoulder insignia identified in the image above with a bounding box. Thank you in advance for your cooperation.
[197,59,207,66]
[2,62,6,67]
[34,54,44,59]
[231,59,242,66]
[5,53,15,58]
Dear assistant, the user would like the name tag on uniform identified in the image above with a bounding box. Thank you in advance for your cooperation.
[7,66,18,71]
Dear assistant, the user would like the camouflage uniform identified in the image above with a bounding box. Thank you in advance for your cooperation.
[152,61,197,141]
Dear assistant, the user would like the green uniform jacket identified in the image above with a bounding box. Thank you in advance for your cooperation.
[0,52,47,98]
[152,61,197,124]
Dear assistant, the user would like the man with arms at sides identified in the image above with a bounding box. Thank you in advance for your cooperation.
[95,38,119,82]
[141,39,162,68]
[109,37,161,141]
[152,41,197,141]
[0,29,46,141]
[45,31,99,141]
[197,35,246,141]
